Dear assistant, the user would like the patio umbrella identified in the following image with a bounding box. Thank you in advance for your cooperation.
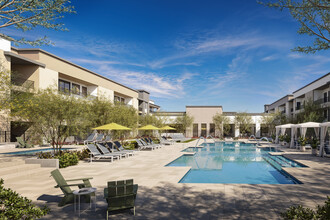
[138,125,160,130]
[138,125,159,137]
[159,125,176,137]
[92,122,131,130]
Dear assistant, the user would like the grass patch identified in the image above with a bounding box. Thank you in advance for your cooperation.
[181,139,195,143]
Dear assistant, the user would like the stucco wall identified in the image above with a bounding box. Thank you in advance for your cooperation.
[39,68,58,89]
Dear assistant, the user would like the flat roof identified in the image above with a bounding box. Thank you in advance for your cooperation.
[223,112,264,116]
[186,105,222,108]
[267,94,293,106]
[138,90,150,94]
[12,47,138,93]
[4,51,46,67]
[293,72,330,94]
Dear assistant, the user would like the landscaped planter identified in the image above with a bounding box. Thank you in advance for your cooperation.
[312,148,317,156]
[300,146,306,152]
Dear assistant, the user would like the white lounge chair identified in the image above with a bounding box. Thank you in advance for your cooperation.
[85,144,120,162]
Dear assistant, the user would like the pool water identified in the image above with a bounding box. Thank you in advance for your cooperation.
[1,148,74,155]
[166,142,302,184]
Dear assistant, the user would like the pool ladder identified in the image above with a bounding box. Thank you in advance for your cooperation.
[194,136,206,150]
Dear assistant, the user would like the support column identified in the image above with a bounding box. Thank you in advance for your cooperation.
[256,123,261,138]
[235,126,240,137]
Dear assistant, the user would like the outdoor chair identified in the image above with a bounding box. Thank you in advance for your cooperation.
[104,179,138,219]
[95,143,127,159]
[85,143,120,162]
[160,136,174,145]
[94,133,105,143]
[83,133,97,144]
[112,141,135,156]
[16,137,33,148]
[135,139,155,151]
[50,169,93,207]
[140,139,160,149]
[147,137,163,147]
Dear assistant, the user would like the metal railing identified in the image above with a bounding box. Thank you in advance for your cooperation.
[314,98,329,105]
[0,131,11,142]
[11,77,34,89]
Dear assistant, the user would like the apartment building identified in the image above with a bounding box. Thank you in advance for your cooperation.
[0,37,159,142]
[138,90,160,115]
[155,106,264,138]
[264,73,330,121]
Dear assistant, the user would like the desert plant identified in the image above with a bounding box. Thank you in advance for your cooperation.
[281,196,330,220]
[298,137,307,146]
[0,179,49,219]
[310,137,319,149]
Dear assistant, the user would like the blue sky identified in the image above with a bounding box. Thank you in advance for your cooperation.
[2,0,330,112]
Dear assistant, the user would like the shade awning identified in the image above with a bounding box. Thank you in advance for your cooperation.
[296,122,321,128]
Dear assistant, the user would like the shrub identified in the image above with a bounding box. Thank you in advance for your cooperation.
[281,196,330,220]
[57,152,79,168]
[75,148,90,160]
[0,179,49,219]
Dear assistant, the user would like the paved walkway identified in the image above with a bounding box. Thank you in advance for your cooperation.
[1,141,330,219]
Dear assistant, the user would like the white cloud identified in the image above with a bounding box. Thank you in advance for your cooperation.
[261,55,277,61]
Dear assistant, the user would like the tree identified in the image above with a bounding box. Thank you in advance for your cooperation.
[0,67,11,111]
[212,113,231,138]
[259,0,330,53]
[175,114,194,136]
[296,99,324,122]
[11,88,87,153]
[0,0,75,46]
[234,112,253,137]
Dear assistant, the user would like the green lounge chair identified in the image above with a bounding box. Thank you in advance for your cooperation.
[104,179,138,219]
[50,169,93,207]
[16,137,33,148]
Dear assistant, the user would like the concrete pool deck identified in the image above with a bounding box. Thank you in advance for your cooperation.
[1,140,330,219]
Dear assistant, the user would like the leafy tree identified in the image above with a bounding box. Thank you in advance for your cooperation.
[0,67,11,111]
[0,0,75,46]
[234,112,253,137]
[261,111,287,136]
[175,114,194,136]
[259,0,330,53]
[212,113,231,138]
[11,88,87,153]
[0,179,49,219]
[296,99,324,122]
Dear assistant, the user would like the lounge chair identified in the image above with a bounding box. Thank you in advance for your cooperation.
[140,139,159,149]
[95,143,127,159]
[112,141,135,156]
[94,133,104,143]
[146,137,163,147]
[50,169,93,207]
[85,144,120,162]
[140,139,160,149]
[104,179,138,219]
[83,133,97,144]
[135,139,155,150]
[160,136,174,145]
[16,137,33,148]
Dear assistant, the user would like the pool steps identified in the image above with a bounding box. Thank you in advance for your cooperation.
[0,157,53,183]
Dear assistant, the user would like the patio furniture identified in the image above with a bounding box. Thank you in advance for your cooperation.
[112,141,135,156]
[95,143,127,159]
[85,144,120,162]
[104,179,138,219]
[135,139,155,150]
[16,137,33,148]
[146,137,163,147]
[140,139,159,149]
[73,187,97,216]
[83,133,97,144]
[94,133,104,143]
[50,169,93,207]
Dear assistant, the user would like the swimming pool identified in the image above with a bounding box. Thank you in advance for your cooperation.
[1,148,74,155]
[166,142,303,184]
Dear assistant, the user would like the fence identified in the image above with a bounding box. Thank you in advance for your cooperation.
[0,131,11,142]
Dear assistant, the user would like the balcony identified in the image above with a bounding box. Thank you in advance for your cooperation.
[314,97,329,105]
[296,105,304,111]
[59,90,97,100]
[11,77,34,90]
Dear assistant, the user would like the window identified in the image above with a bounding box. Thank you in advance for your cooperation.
[209,123,215,137]
[114,95,125,104]
[193,124,198,137]
[59,79,70,94]
[201,123,207,137]
[82,86,87,97]
[72,83,80,95]
[324,92,328,103]
[296,102,301,110]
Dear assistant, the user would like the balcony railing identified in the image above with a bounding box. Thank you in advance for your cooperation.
[11,77,34,90]
[296,105,304,110]
[314,97,329,105]
[59,90,96,100]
